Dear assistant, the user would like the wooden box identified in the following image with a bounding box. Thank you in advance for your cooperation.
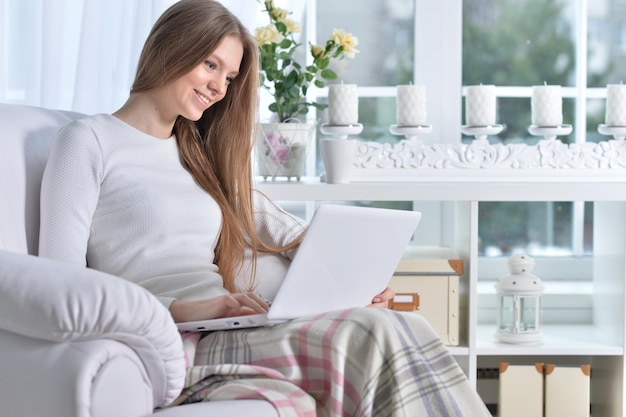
[389,258,461,346]
[498,363,544,417]
[544,364,590,417]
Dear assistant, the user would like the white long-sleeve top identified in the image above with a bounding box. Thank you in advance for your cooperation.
[39,114,305,307]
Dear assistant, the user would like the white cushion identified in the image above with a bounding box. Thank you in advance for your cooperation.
[0,103,85,254]
[0,250,186,407]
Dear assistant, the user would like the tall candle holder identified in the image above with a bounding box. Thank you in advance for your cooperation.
[461,124,504,142]
[319,123,363,184]
[598,124,626,141]
[528,124,572,141]
[389,124,433,142]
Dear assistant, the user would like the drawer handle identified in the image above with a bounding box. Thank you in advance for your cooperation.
[388,293,420,311]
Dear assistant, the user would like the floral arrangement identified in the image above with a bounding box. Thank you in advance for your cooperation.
[255,0,359,123]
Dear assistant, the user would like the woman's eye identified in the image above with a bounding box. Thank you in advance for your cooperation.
[226,76,234,84]
[205,61,216,69]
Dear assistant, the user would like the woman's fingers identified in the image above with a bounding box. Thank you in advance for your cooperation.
[225,292,270,316]
[369,286,396,308]
[170,293,270,322]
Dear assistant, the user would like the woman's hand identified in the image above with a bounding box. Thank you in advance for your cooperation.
[369,286,395,309]
[169,292,269,323]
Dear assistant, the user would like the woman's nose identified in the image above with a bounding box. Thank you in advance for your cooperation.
[209,77,227,95]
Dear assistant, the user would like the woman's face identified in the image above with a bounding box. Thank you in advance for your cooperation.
[166,35,244,121]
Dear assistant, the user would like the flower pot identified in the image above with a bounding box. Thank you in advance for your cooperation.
[256,122,316,181]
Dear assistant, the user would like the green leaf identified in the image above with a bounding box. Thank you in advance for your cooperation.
[317,58,330,70]
[278,51,292,61]
[285,70,298,84]
[275,21,287,33]
[311,102,328,110]
[291,61,302,70]
[289,85,301,97]
[320,69,337,80]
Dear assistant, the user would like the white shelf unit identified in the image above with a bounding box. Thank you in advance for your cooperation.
[256,175,626,417]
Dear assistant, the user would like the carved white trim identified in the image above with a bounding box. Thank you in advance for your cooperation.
[353,138,626,171]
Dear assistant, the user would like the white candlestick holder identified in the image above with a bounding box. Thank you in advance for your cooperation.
[319,123,363,184]
[320,123,363,139]
[528,124,572,141]
[598,124,626,141]
[461,124,504,142]
[389,124,433,141]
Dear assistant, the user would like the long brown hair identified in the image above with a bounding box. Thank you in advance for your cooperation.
[131,0,299,292]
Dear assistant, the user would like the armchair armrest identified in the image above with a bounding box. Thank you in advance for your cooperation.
[0,250,186,408]
[0,330,155,417]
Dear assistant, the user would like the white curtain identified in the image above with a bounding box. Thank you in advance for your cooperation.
[0,0,262,114]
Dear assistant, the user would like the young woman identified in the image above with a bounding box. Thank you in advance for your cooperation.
[38,1,490,415]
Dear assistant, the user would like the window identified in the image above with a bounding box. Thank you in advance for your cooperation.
[462,0,625,273]
[277,0,626,282]
[0,0,176,113]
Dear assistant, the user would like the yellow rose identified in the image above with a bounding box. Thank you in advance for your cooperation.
[341,44,359,58]
[271,7,289,22]
[284,19,301,34]
[331,29,359,58]
[255,25,283,45]
[310,44,325,59]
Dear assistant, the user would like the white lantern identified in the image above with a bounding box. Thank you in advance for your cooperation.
[495,254,545,344]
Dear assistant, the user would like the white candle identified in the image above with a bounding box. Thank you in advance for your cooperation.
[396,84,427,126]
[328,83,358,125]
[465,85,496,126]
[531,84,562,127]
[606,83,626,126]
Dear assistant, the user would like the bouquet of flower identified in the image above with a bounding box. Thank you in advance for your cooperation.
[255,0,359,122]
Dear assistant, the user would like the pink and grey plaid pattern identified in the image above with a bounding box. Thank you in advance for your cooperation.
[167,308,490,417]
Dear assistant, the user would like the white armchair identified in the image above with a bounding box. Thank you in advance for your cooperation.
[0,103,278,417]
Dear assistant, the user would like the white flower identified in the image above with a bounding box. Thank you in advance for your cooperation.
[255,24,283,45]
[271,7,289,22]
[284,18,301,34]
[331,28,359,58]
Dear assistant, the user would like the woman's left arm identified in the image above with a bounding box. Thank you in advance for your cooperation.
[252,190,306,259]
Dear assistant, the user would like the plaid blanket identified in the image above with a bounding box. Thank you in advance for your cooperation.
[168,308,490,417]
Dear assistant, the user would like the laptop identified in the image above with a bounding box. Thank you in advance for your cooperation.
[176,204,422,332]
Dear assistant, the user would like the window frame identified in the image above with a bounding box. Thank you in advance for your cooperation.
[294,0,597,282]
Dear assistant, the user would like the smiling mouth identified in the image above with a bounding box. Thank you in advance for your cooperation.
[196,90,211,105]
